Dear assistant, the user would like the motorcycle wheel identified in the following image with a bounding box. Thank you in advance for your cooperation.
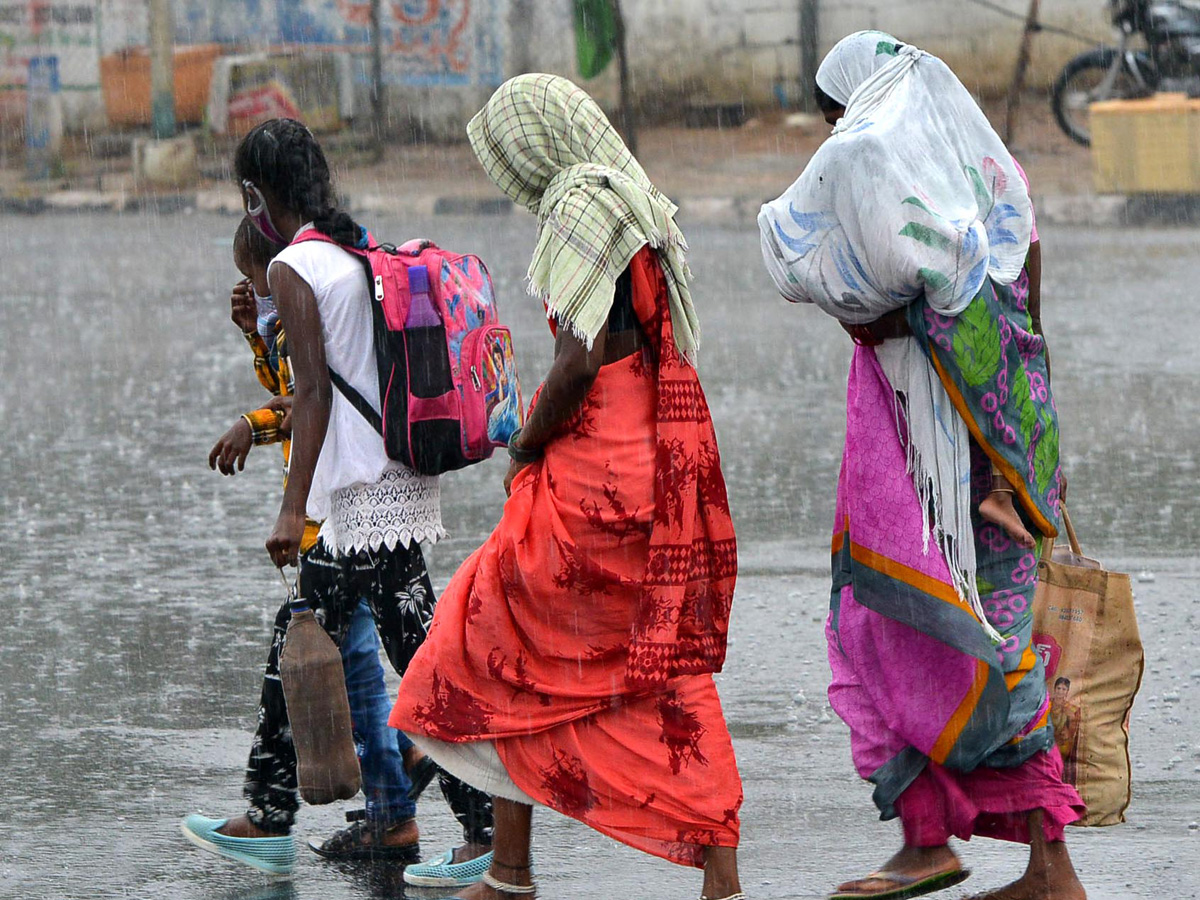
[1051,48,1150,146]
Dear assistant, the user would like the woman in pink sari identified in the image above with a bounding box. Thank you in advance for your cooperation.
[760,33,1086,900]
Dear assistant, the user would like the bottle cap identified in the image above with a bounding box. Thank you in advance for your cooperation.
[408,264,429,294]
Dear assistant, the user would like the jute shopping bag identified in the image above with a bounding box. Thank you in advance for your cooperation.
[1032,508,1144,826]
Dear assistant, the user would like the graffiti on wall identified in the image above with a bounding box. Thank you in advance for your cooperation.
[285,0,503,87]
[2,0,507,129]
[171,0,503,87]
[336,0,473,81]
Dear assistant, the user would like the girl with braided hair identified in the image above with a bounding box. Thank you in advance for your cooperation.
[183,119,495,881]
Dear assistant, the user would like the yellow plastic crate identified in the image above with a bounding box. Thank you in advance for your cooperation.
[1091,94,1200,194]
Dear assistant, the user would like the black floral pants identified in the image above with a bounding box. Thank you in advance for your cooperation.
[243,539,493,842]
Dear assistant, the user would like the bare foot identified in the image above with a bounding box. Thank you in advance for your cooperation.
[965,875,1086,900]
[835,844,963,896]
[216,814,287,838]
[979,490,1035,549]
[374,818,419,847]
[446,861,534,900]
[965,828,1086,900]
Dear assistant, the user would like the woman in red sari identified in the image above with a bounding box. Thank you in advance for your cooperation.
[391,74,744,900]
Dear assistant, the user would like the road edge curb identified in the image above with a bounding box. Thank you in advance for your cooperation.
[1,189,1181,229]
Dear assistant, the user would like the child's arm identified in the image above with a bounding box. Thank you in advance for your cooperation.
[232,279,283,395]
[208,396,292,476]
[243,396,292,445]
[245,331,282,395]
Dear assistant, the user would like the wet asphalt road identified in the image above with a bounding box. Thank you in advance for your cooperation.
[0,212,1198,899]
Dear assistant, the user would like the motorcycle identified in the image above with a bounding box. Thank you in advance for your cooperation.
[1052,0,1200,145]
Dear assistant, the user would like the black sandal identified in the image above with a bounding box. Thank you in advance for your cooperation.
[308,810,420,862]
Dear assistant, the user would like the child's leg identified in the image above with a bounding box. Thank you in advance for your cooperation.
[341,598,417,831]
[979,462,1036,549]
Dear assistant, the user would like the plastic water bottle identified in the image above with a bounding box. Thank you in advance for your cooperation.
[279,602,361,804]
[405,265,442,328]
[402,262,454,472]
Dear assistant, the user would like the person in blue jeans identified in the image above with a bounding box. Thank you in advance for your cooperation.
[327,597,424,855]
[339,598,496,886]
[184,218,492,877]
[183,547,493,876]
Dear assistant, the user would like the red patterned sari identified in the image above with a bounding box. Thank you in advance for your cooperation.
[391,247,742,866]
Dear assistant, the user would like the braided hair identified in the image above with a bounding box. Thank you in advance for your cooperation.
[234,118,362,246]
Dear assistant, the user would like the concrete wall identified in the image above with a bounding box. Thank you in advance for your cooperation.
[596,0,1109,108]
[818,0,1106,94]
[490,0,1111,127]
[0,0,1110,135]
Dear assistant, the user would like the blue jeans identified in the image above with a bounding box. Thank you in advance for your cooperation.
[342,597,416,824]
[245,542,490,837]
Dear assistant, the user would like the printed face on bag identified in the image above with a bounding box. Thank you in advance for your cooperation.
[1033,633,1061,678]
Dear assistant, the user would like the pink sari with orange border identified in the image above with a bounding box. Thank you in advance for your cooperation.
[829,318,1083,845]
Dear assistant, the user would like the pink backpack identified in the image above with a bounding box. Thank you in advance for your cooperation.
[293,232,523,475]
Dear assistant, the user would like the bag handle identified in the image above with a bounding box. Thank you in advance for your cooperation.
[1061,506,1083,556]
[1041,505,1083,562]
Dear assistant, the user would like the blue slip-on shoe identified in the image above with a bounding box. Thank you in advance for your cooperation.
[403,848,493,887]
[181,814,296,877]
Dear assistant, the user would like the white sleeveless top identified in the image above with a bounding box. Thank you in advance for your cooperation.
[271,225,444,553]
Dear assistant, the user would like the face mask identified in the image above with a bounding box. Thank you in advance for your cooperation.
[243,180,287,244]
[253,286,279,346]
[253,286,276,319]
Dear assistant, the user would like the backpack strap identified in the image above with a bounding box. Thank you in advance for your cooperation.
[289,228,372,254]
[328,367,384,436]
[290,230,386,438]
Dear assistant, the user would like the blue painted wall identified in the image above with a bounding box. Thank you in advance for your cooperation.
[168,0,503,88]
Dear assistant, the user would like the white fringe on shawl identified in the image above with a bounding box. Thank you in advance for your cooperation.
[528,164,697,362]
[875,339,1003,643]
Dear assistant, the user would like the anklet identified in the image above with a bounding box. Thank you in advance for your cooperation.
[989,462,1013,495]
[700,893,746,900]
[482,871,536,894]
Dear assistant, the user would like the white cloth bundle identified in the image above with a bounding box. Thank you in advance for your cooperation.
[758,31,1032,324]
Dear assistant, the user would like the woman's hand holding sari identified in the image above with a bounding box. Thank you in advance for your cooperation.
[841,306,913,344]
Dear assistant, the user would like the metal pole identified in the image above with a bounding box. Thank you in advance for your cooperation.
[1005,0,1041,144]
[370,0,385,156]
[508,0,534,74]
[611,0,637,155]
[149,0,175,139]
[799,0,820,112]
